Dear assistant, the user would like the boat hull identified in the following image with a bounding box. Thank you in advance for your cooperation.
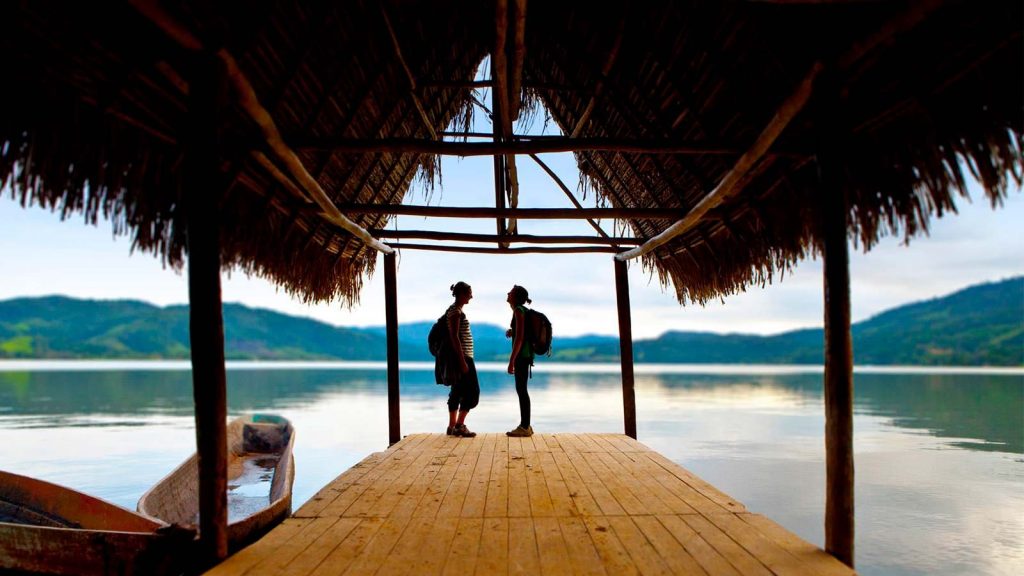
[137,414,296,551]
[0,470,195,576]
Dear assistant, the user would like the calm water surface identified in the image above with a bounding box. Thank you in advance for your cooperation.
[0,361,1021,576]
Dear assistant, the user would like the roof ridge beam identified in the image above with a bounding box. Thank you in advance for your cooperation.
[128,0,393,255]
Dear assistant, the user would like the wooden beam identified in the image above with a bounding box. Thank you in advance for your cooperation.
[492,0,517,240]
[614,259,637,439]
[380,5,438,140]
[184,53,229,566]
[341,204,683,219]
[386,243,622,254]
[368,229,641,245]
[130,0,393,256]
[291,136,758,156]
[509,0,528,122]
[384,253,401,446]
[818,81,855,569]
[616,61,823,261]
[492,0,512,136]
[250,151,312,204]
[529,153,614,240]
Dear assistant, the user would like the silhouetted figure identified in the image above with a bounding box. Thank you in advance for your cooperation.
[505,285,534,437]
[444,281,478,438]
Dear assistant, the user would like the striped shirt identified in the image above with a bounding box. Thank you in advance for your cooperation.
[446,304,474,359]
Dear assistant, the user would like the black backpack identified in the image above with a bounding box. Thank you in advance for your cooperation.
[427,314,449,357]
[525,308,553,356]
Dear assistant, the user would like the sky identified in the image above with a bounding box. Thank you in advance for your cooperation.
[2,145,1021,340]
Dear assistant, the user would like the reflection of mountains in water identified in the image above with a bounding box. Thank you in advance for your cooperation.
[1,369,1019,454]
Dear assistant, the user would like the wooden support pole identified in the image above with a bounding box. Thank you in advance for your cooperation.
[614,259,637,439]
[384,252,401,446]
[185,53,229,565]
[818,83,855,568]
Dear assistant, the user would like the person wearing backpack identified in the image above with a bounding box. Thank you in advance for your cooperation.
[505,285,534,437]
[442,281,478,438]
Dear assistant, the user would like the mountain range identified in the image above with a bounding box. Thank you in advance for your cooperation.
[0,277,1020,366]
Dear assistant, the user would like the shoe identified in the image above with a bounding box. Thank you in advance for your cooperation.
[446,426,456,436]
[454,424,476,438]
[506,425,533,437]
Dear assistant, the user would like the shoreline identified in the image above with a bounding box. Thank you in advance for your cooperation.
[0,359,1020,375]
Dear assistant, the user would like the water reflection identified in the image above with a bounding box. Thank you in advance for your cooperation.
[6,368,1017,452]
[0,365,1021,576]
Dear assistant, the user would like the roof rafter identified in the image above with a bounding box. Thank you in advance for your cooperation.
[380,4,438,140]
[615,62,822,261]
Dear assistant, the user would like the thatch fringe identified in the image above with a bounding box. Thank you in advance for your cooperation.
[1,1,1020,307]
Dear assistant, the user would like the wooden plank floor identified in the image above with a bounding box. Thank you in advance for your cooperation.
[206,433,856,575]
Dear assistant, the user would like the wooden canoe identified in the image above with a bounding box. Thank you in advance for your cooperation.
[0,470,195,576]
[137,413,295,552]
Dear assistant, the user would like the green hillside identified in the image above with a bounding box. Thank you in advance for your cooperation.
[0,277,1020,365]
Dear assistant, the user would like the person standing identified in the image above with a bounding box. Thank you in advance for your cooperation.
[444,281,478,438]
[505,285,534,437]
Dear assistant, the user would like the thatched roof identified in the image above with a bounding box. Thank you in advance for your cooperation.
[2,0,1020,305]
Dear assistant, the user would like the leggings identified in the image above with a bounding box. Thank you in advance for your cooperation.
[514,355,532,428]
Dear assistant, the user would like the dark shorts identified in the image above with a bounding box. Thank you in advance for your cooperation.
[447,357,480,412]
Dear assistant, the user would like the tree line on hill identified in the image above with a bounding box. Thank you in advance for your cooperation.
[0,277,1020,366]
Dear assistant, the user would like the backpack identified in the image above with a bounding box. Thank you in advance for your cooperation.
[427,315,449,357]
[525,308,553,356]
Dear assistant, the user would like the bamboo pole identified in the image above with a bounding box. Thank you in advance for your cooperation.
[185,53,229,565]
[368,229,640,245]
[341,204,682,219]
[509,0,528,121]
[384,253,401,446]
[818,82,855,569]
[492,0,518,240]
[386,243,622,254]
[291,136,755,156]
[529,154,614,240]
[616,61,823,261]
[614,259,637,439]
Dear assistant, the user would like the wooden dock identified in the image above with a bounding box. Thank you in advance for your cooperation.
[205,433,856,575]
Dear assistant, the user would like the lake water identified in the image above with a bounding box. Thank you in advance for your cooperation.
[0,361,1021,575]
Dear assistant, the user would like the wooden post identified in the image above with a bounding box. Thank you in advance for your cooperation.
[384,252,401,446]
[614,258,637,439]
[818,84,855,568]
[185,53,229,564]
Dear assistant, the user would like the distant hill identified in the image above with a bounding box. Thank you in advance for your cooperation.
[0,277,1020,365]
